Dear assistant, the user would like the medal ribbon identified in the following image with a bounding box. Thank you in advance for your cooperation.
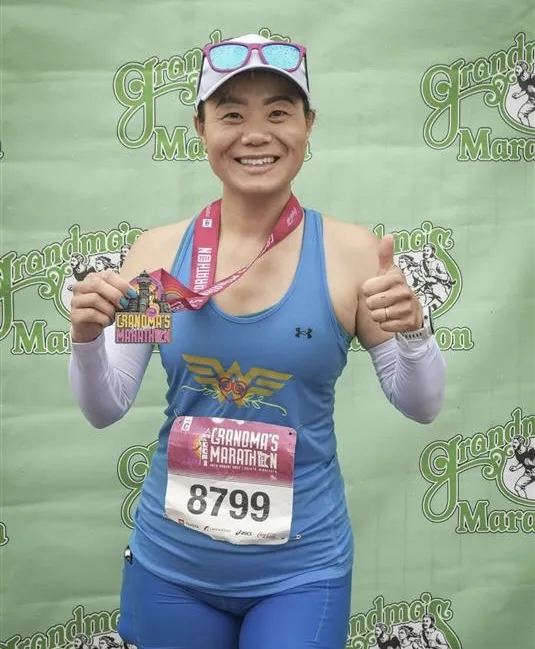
[149,193,303,312]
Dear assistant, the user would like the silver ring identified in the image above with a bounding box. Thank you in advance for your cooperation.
[384,307,391,321]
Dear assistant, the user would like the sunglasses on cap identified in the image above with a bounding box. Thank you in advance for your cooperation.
[203,41,307,73]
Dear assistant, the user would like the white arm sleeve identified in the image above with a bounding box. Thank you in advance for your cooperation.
[68,325,154,429]
[367,336,446,424]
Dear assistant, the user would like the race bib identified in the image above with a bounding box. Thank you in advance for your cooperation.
[165,416,297,545]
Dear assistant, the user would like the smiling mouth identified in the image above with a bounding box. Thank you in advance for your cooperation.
[235,156,279,167]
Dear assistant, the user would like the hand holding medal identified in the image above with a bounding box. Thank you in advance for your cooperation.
[70,269,138,343]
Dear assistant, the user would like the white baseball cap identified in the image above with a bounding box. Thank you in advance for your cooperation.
[195,33,310,110]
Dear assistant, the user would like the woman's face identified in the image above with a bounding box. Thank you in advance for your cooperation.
[195,71,314,199]
[399,628,407,640]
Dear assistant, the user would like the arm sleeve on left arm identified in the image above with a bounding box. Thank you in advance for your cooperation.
[367,336,446,424]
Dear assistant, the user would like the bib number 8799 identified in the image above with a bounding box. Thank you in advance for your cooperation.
[187,484,270,522]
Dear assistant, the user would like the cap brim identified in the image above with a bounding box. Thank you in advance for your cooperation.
[196,64,309,109]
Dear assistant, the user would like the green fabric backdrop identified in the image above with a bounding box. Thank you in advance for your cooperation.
[1,2,534,648]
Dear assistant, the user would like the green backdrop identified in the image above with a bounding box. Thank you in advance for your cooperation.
[1,1,534,648]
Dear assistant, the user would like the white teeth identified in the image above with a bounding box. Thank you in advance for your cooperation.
[238,157,276,166]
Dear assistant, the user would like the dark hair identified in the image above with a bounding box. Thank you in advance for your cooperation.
[196,71,311,122]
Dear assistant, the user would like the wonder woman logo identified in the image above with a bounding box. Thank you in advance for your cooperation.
[181,354,293,416]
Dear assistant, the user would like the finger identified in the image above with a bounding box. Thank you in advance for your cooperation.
[74,271,135,309]
[361,269,404,298]
[73,269,135,296]
[365,284,412,312]
[377,234,395,274]
[369,314,420,332]
[101,269,138,296]
[368,306,400,325]
[368,298,415,322]
[70,307,114,329]
[71,292,119,321]
[378,318,410,332]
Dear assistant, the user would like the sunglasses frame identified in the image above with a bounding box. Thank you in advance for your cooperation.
[202,41,307,73]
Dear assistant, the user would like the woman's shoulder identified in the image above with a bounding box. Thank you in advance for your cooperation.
[119,217,194,280]
[138,217,195,246]
[321,214,377,246]
[321,214,380,269]
[318,214,385,290]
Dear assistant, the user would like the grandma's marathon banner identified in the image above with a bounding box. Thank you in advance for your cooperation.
[1,2,533,648]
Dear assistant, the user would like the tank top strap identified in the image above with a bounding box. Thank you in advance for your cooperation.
[170,218,196,283]
[296,208,325,283]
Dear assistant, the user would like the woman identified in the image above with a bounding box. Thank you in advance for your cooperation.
[69,33,446,649]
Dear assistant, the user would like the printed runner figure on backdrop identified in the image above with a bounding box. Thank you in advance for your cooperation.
[95,635,123,649]
[94,255,119,272]
[418,244,454,309]
[509,435,535,499]
[512,61,535,127]
[73,634,91,649]
[119,244,132,269]
[374,623,401,648]
[67,253,97,291]
[66,250,129,299]
[67,254,121,295]
[397,255,426,301]
[397,247,454,310]
[68,32,446,649]
[419,614,450,648]
[72,634,130,649]
[397,625,422,648]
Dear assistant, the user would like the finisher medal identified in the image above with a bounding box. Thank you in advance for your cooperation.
[115,270,172,344]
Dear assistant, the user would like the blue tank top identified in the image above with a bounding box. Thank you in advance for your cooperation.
[130,208,354,596]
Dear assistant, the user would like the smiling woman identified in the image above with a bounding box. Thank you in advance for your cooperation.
[195,70,314,201]
[68,32,447,649]
[195,73,313,206]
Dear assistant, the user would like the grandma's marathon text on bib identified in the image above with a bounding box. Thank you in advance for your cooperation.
[165,416,297,545]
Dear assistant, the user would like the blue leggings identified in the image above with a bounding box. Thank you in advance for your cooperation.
[118,551,352,649]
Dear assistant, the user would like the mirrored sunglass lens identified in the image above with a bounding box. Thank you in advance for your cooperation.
[209,44,249,70]
[262,44,300,70]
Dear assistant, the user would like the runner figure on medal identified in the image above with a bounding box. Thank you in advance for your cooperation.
[69,33,447,649]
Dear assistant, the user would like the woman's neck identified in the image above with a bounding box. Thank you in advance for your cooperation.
[219,187,293,242]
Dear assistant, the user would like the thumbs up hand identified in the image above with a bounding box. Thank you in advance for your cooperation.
[361,234,423,333]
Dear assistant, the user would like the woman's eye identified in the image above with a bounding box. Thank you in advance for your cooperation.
[223,112,242,120]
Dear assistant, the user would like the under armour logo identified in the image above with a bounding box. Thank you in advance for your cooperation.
[295,327,313,339]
